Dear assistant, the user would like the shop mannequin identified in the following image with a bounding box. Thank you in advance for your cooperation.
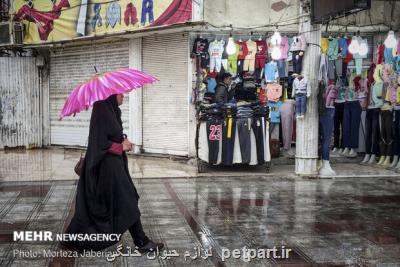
[342,71,362,158]
[332,78,346,154]
[378,72,397,167]
[362,64,384,165]
[319,80,338,176]
[292,74,311,119]
[394,83,400,171]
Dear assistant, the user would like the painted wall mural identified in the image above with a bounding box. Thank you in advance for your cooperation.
[13,0,192,44]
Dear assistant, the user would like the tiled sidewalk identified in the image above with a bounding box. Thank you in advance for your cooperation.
[1,176,400,266]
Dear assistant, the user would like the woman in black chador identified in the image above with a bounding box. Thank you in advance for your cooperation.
[62,94,163,252]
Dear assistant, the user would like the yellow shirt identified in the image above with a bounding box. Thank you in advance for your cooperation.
[321,38,329,54]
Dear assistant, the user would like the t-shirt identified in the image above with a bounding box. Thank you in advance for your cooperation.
[268,100,282,123]
[265,62,279,82]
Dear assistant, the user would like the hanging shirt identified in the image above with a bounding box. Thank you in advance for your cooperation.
[290,34,306,51]
[369,82,384,109]
[320,38,329,54]
[373,44,385,64]
[280,36,289,60]
[384,47,394,64]
[227,43,240,61]
[287,37,293,62]
[266,83,283,102]
[335,78,347,103]
[264,62,279,82]
[256,40,267,60]
[343,38,353,64]
[237,41,249,60]
[245,40,257,59]
[373,64,384,83]
[338,37,348,57]
[327,38,339,60]
[268,100,282,123]
[208,40,225,59]
[325,83,338,107]
[292,77,311,97]
[192,38,209,58]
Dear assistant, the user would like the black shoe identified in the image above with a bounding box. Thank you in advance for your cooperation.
[137,239,164,253]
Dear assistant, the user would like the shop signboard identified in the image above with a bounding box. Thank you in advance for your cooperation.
[13,0,192,44]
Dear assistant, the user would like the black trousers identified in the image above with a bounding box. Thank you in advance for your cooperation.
[252,117,265,164]
[237,118,251,164]
[394,110,400,156]
[206,119,222,164]
[333,102,345,148]
[222,117,236,165]
[380,110,393,156]
[365,108,380,155]
[129,218,147,247]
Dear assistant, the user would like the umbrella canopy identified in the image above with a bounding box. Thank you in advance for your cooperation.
[59,68,158,120]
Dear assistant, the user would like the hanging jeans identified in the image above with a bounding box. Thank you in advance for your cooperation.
[281,100,295,150]
[206,119,222,164]
[380,110,393,156]
[335,59,343,78]
[333,102,345,148]
[319,107,335,160]
[222,117,236,165]
[141,0,153,25]
[365,108,380,155]
[393,109,400,156]
[237,118,251,164]
[277,59,287,77]
[295,94,307,115]
[292,51,303,74]
[343,101,362,149]
[252,117,265,164]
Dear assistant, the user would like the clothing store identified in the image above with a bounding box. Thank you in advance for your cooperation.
[190,30,400,174]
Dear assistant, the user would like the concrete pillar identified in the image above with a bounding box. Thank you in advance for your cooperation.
[128,38,143,154]
[295,2,321,176]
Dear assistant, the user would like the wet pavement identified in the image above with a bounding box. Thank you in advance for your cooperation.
[1,149,400,266]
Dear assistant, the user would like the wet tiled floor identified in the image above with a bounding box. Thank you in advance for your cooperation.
[1,175,400,266]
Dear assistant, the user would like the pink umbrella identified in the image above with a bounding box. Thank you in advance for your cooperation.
[59,68,158,120]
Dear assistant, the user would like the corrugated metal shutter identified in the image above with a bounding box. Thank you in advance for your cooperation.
[142,33,189,156]
[49,41,129,146]
[0,57,43,148]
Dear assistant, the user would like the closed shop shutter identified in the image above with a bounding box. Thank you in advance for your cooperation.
[142,33,189,156]
[49,41,129,146]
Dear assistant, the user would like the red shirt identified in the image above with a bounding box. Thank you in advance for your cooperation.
[237,41,249,60]
[343,38,353,64]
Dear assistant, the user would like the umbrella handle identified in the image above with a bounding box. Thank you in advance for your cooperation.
[94,66,98,74]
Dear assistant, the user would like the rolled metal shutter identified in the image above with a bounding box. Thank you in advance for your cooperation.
[142,33,189,156]
[49,41,129,146]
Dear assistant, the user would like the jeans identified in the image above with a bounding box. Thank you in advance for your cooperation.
[292,51,303,74]
[281,100,295,150]
[237,118,251,164]
[319,107,335,160]
[222,117,236,165]
[393,110,400,156]
[141,0,153,25]
[129,219,147,247]
[343,101,362,149]
[277,59,287,77]
[328,60,336,80]
[380,110,393,156]
[335,59,342,77]
[365,108,380,155]
[333,102,344,148]
[295,94,307,115]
